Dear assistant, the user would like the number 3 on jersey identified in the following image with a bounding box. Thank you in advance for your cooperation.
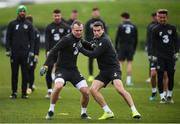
[125,26,131,34]
[54,33,60,41]
[162,35,169,43]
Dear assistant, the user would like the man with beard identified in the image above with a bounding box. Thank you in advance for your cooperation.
[6,5,34,99]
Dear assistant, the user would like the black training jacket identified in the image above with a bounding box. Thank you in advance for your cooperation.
[6,17,34,53]
[151,23,179,59]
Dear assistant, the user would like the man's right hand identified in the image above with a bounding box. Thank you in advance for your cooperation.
[6,51,11,57]
[40,65,48,76]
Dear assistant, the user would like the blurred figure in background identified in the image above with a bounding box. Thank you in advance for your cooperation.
[66,9,78,26]
[145,12,157,83]
[145,12,169,101]
[85,7,108,83]
[45,9,70,98]
[6,5,34,99]
[26,15,40,94]
[115,12,138,86]
[151,9,179,103]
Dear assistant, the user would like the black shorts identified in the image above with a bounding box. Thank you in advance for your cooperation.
[156,57,175,72]
[55,68,84,87]
[117,47,134,61]
[95,70,121,87]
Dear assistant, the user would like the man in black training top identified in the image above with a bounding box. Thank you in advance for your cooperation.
[78,21,141,120]
[145,12,168,101]
[40,21,91,120]
[45,9,70,98]
[151,9,179,104]
[6,5,34,99]
[115,12,138,86]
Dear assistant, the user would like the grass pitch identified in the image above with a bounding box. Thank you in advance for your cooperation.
[0,47,180,123]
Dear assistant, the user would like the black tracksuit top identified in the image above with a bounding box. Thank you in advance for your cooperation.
[80,33,120,71]
[44,33,81,70]
[6,17,34,53]
[151,23,179,59]
[115,21,137,51]
[45,21,70,52]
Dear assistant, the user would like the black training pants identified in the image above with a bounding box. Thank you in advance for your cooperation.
[10,52,28,95]
[157,57,175,94]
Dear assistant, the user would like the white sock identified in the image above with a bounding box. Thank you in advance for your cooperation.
[167,90,172,97]
[102,105,112,113]
[126,76,131,84]
[48,104,55,112]
[81,107,87,115]
[152,88,157,93]
[160,93,165,99]
[48,89,53,93]
[163,91,167,96]
[130,105,137,113]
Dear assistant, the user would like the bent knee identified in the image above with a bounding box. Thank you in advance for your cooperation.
[90,87,97,95]
[80,87,90,96]
[55,83,63,90]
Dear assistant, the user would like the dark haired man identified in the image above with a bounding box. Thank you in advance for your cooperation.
[151,9,179,103]
[115,12,138,86]
[78,21,141,120]
[44,9,70,98]
[40,21,91,120]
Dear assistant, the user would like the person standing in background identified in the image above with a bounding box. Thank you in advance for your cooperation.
[85,7,108,83]
[44,9,70,98]
[115,12,138,86]
[145,12,169,101]
[66,9,79,26]
[6,5,34,99]
[26,15,40,94]
[151,9,179,103]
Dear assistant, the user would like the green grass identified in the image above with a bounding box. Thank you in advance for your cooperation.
[0,0,179,48]
[0,46,180,123]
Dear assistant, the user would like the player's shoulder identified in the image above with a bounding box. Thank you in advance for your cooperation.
[64,33,72,40]
[45,23,51,29]
[149,22,157,29]
[166,23,177,30]
[118,23,124,28]
[62,21,70,29]
[86,18,93,24]
[101,34,111,44]
[25,20,33,27]
[34,27,40,33]
[151,23,160,31]
[8,19,18,26]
